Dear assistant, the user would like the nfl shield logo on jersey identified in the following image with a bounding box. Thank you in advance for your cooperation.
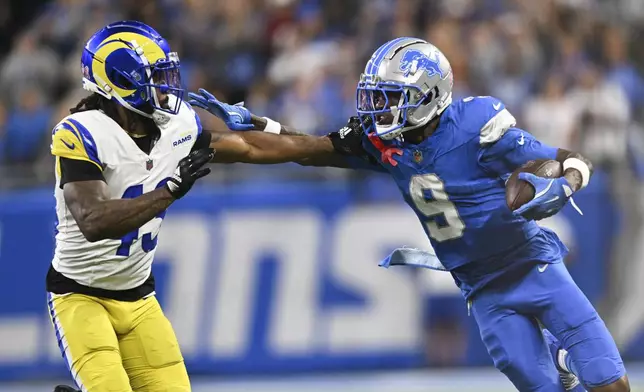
[146,159,154,171]
[413,150,423,163]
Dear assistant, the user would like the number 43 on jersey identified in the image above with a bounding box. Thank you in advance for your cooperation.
[116,179,169,256]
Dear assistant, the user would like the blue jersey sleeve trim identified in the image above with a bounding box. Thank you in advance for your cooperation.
[195,111,203,137]
[65,118,102,167]
[185,102,203,137]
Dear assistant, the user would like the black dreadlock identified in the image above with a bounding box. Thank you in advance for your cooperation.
[70,93,121,117]
[70,93,159,138]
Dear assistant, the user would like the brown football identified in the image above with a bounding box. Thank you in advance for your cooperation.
[505,159,562,211]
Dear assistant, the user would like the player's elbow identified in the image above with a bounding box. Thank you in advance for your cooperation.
[74,210,108,242]
[79,228,103,242]
[84,233,103,243]
[243,147,261,163]
[244,146,282,164]
[226,143,256,163]
[80,225,122,242]
[77,221,105,242]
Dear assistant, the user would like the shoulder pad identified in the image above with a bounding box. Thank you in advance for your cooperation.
[183,101,203,138]
[160,100,203,145]
[51,115,102,170]
[455,96,517,144]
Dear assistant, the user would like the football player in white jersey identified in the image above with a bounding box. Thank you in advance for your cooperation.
[48,21,366,392]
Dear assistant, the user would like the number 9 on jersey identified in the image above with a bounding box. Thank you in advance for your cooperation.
[409,174,465,242]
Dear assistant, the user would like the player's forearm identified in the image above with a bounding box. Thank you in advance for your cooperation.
[556,149,594,192]
[72,187,174,242]
[250,115,308,136]
[210,127,335,164]
[248,114,354,167]
[241,131,335,163]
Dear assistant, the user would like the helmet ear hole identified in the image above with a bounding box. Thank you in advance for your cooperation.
[407,86,439,125]
[426,86,439,105]
[110,69,136,90]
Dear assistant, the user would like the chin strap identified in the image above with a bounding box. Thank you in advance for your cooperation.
[368,133,403,166]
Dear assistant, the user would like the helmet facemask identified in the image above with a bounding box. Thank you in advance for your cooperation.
[357,75,445,140]
[103,44,183,118]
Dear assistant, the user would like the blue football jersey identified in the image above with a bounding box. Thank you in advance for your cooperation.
[357,96,569,297]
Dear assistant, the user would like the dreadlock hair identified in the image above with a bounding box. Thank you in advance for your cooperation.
[70,93,158,136]
[70,93,124,124]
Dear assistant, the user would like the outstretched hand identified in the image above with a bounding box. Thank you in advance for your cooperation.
[188,88,254,131]
[328,115,372,156]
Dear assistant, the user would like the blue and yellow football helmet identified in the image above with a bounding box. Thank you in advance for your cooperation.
[81,20,183,117]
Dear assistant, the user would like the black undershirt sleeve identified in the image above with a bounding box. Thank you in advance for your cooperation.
[59,157,105,188]
[191,130,212,152]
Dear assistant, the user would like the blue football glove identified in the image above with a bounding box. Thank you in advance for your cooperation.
[513,173,581,221]
[188,88,254,131]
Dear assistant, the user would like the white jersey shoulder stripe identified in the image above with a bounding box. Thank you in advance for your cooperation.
[479,108,517,145]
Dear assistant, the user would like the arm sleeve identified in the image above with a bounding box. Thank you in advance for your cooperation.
[477,127,558,176]
[340,134,388,173]
[191,129,212,152]
[343,154,388,173]
[59,157,105,188]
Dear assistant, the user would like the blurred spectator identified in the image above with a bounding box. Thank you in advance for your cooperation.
[523,74,577,150]
[567,65,630,167]
[267,34,340,87]
[0,103,6,163]
[553,34,589,86]
[0,3,12,55]
[36,0,94,59]
[491,48,533,113]
[0,33,60,108]
[602,26,644,114]
[278,72,327,135]
[566,64,643,329]
[2,87,52,164]
[246,79,279,119]
[467,22,505,93]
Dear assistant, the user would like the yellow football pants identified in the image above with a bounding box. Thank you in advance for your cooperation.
[47,293,190,392]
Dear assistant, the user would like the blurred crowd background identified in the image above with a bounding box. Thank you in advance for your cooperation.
[1,0,644,188]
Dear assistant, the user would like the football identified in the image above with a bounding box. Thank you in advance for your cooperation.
[505,159,562,211]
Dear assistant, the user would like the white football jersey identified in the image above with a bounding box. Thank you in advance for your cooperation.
[50,97,203,291]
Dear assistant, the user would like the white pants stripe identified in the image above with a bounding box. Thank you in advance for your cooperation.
[47,293,87,392]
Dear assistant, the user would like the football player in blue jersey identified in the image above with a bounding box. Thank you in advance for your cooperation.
[192,37,629,392]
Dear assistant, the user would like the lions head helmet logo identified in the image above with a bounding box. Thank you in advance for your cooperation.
[399,49,445,78]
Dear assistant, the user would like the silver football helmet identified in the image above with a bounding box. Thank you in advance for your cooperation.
[357,37,453,140]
